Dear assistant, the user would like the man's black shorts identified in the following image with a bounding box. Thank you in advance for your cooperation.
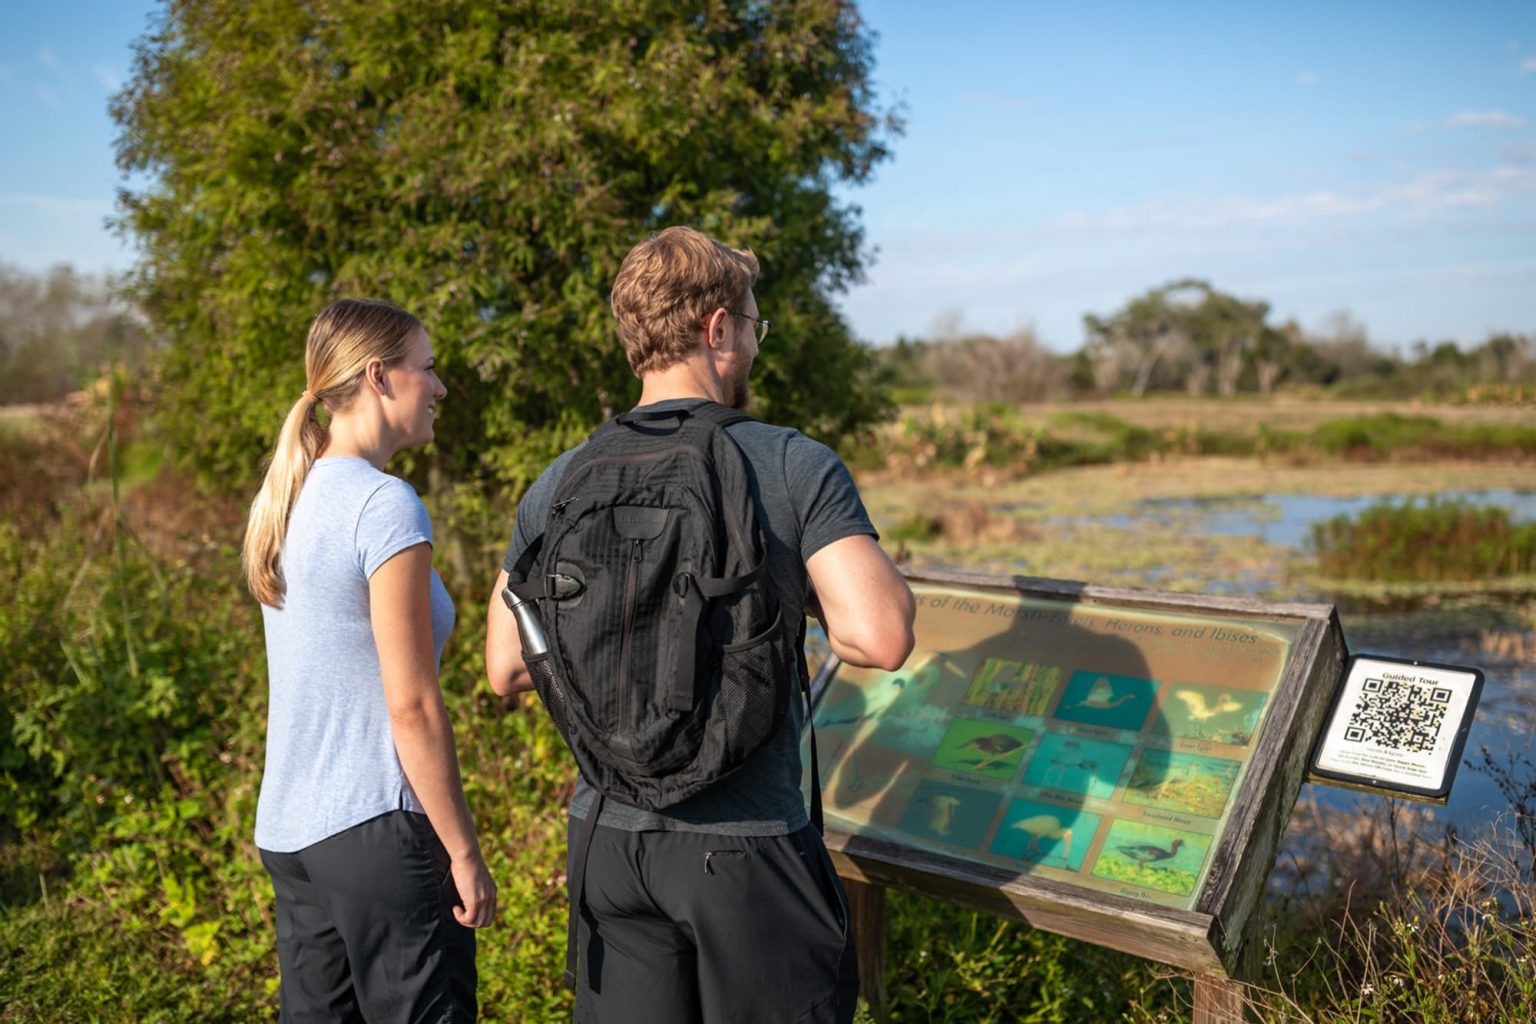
[570,820,858,1024]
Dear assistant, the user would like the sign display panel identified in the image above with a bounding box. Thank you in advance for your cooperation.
[807,582,1305,911]
[1310,654,1483,802]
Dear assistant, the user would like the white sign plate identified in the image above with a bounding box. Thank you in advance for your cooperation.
[1310,654,1483,802]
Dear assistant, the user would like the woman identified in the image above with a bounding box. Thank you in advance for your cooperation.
[242,298,494,1022]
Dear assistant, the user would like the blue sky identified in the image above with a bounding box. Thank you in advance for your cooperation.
[3,1,1534,351]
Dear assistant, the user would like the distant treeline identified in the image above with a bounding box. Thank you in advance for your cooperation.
[0,263,152,406]
[7,263,1532,411]
[880,278,1536,404]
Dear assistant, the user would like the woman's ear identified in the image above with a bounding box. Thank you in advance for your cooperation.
[365,358,389,396]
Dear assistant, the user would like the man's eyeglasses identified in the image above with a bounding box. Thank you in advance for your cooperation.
[729,311,772,345]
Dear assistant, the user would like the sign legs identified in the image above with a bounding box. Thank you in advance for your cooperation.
[846,878,889,1023]
[1192,976,1246,1024]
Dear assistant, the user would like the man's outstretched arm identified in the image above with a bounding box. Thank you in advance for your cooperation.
[806,535,916,671]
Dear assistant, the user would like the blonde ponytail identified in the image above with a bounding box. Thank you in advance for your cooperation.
[241,299,423,608]
[242,392,327,606]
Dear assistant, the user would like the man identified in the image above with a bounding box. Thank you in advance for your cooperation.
[486,225,915,1023]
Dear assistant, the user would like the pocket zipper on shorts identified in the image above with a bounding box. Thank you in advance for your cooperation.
[703,850,746,875]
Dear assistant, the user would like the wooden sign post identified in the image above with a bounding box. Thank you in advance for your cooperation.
[804,569,1348,1022]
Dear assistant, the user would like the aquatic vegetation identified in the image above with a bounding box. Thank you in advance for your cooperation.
[859,401,1536,481]
[1310,497,1536,583]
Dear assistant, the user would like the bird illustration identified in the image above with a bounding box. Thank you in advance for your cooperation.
[1044,758,1099,787]
[925,794,961,836]
[1116,838,1184,864]
[1149,759,1203,801]
[1063,677,1136,712]
[960,733,1026,770]
[1010,814,1073,862]
[1171,690,1245,736]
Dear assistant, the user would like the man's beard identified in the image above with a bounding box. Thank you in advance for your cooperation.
[725,365,753,410]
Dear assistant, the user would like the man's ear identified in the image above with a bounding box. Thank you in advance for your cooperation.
[704,308,729,350]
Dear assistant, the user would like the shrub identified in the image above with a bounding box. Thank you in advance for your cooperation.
[1310,498,1536,582]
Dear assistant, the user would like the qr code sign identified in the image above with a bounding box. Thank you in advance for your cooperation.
[1342,677,1451,754]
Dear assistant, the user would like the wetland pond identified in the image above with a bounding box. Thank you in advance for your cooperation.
[1091,486,1536,551]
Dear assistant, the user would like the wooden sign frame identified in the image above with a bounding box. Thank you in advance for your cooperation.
[808,568,1347,980]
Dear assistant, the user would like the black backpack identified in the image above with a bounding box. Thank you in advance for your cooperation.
[507,402,824,989]
[506,402,805,811]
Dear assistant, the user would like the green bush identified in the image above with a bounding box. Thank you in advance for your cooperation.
[114,0,899,499]
[1310,498,1536,582]
[0,505,278,1014]
[865,406,1262,476]
[1292,413,1536,460]
[864,405,1536,477]
[1309,413,1442,456]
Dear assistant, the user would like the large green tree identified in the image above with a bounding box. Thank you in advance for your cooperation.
[1083,279,1273,397]
[113,0,899,501]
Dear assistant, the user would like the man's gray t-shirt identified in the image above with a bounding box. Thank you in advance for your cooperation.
[502,399,877,836]
[255,457,456,853]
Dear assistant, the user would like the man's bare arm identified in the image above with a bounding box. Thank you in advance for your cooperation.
[805,534,915,670]
[485,567,534,696]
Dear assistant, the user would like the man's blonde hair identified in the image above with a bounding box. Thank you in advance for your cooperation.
[610,226,760,375]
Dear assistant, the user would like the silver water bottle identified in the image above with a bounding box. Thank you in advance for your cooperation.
[500,585,549,657]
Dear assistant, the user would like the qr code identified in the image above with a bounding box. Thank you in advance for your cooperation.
[1343,677,1452,754]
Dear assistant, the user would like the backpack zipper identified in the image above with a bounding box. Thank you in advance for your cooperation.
[618,537,642,724]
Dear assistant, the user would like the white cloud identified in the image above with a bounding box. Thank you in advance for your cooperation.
[92,64,121,92]
[37,47,63,75]
[1061,166,1536,233]
[1522,57,1536,73]
[1297,72,1320,86]
[1442,110,1528,129]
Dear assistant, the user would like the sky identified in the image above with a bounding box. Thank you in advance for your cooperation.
[2,1,1534,352]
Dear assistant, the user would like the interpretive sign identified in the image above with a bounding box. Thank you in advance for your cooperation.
[1309,654,1483,803]
[806,569,1347,978]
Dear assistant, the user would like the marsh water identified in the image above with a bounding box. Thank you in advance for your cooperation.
[1099,487,1536,552]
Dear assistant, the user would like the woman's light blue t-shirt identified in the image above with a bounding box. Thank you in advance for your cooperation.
[254,457,455,853]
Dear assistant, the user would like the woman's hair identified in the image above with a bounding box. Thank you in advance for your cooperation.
[610,226,759,375]
[242,298,423,607]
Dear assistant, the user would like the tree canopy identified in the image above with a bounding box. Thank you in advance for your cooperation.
[1083,279,1279,397]
[113,0,899,496]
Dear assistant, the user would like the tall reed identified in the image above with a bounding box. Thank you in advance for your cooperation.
[1310,498,1536,582]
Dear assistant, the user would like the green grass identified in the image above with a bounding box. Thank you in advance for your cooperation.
[1310,498,1536,583]
[858,404,1536,479]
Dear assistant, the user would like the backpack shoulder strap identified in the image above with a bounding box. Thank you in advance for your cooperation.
[506,528,543,583]
[686,400,753,432]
